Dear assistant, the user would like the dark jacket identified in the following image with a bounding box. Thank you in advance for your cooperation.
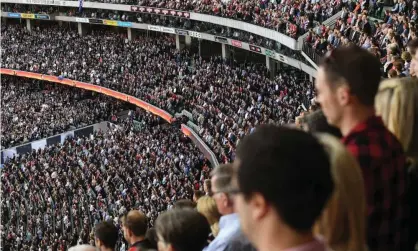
[224,231,257,251]
[128,239,157,251]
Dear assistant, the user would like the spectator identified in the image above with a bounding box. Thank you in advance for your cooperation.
[193,190,205,203]
[316,45,409,251]
[232,125,334,251]
[204,164,239,251]
[155,208,211,251]
[315,133,367,251]
[301,109,342,138]
[95,221,119,251]
[204,179,212,196]
[375,77,418,251]
[173,199,196,209]
[408,38,418,76]
[123,210,156,251]
[145,228,158,250]
[197,196,221,237]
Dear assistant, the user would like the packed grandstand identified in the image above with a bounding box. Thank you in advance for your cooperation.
[1,0,418,251]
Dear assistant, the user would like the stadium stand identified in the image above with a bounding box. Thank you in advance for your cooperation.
[1,24,314,162]
[1,0,418,250]
[1,91,210,250]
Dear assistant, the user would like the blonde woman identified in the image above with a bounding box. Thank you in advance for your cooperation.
[375,77,418,162]
[375,77,418,251]
[197,196,221,238]
[315,133,367,251]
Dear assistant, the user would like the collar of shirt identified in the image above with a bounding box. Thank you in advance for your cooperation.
[219,213,240,230]
[281,238,327,251]
[204,213,241,251]
[342,115,384,144]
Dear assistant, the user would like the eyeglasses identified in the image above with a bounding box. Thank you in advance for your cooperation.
[212,187,241,197]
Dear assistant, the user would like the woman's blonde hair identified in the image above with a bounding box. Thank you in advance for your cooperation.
[197,196,221,237]
[375,77,418,157]
[315,133,367,251]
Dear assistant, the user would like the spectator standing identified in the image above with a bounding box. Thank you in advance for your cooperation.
[232,125,334,251]
[375,77,418,251]
[95,221,119,251]
[204,164,252,251]
[123,210,155,251]
[315,45,409,251]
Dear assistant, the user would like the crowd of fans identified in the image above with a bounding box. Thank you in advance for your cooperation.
[54,0,346,37]
[0,4,308,61]
[304,0,418,79]
[1,76,127,149]
[1,24,314,161]
[1,105,210,250]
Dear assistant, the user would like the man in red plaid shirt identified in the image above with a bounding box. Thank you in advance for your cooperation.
[315,45,409,251]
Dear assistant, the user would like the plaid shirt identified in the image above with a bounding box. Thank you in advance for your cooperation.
[342,115,408,251]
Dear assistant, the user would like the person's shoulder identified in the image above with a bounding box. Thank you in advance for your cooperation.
[224,231,256,251]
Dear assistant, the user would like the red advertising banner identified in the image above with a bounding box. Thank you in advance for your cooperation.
[231,40,242,48]
[130,6,190,18]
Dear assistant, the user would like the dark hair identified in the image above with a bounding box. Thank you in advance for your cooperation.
[408,38,418,55]
[319,45,381,106]
[145,228,158,249]
[304,110,342,138]
[236,125,334,233]
[94,221,118,249]
[193,190,205,200]
[125,210,148,237]
[174,199,196,209]
[156,209,211,251]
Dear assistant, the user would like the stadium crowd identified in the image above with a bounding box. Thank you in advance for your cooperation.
[1,3,418,251]
[0,3,308,61]
[304,0,418,78]
[1,105,210,250]
[1,24,313,161]
[58,0,345,37]
[1,76,127,149]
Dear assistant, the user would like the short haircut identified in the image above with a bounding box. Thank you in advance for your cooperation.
[174,199,196,209]
[95,221,118,249]
[304,110,342,138]
[319,45,381,106]
[156,209,211,251]
[408,38,418,55]
[210,164,234,192]
[145,228,158,249]
[236,125,334,233]
[194,190,205,200]
[125,210,148,237]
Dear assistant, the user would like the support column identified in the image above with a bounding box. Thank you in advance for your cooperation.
[78,22,87,36]
[266,56,277,79]
[222,43,230,60]
[185,35,192,47]
[26,19,33,32]
[175,34,181,50]
[2,17,7,25]
[127,27,136,41]
[309,75,313,83]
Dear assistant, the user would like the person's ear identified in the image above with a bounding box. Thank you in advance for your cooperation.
[248,192,268,221]
[336,83,351,106]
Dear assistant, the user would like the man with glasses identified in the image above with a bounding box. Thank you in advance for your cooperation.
[204,164,254,251]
